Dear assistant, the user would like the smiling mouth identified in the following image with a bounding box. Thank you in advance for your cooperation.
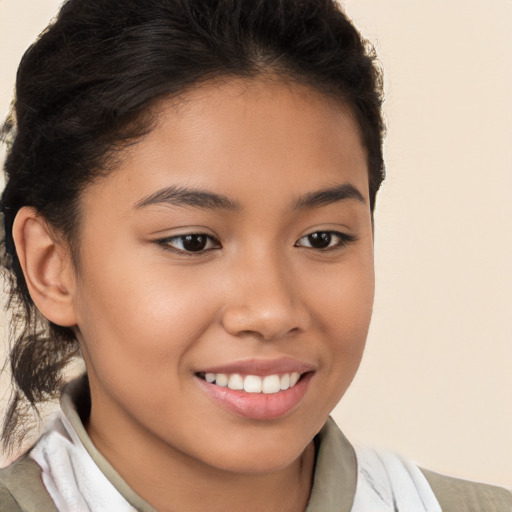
[196,372,304,394]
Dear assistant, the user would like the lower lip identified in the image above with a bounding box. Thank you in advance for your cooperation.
[196,373,313,420]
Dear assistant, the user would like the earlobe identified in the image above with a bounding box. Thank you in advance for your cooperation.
[12,207,78,327]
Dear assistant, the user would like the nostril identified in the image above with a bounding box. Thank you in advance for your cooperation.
[220,304,309,342]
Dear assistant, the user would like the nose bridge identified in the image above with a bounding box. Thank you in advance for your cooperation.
[221,246,309,340]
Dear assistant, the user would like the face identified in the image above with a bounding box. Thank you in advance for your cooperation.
[71,78,374,474]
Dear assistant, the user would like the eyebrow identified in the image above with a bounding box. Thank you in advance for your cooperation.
[293,183,366,209]
[134,182,365,212]
[133,185,240,211]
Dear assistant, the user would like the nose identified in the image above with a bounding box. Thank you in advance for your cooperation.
[220,251,311,341]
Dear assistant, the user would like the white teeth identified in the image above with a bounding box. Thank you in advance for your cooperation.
[262,375,281,394]
[244,375,262,393]
[227,374,244,390]
[280,373,290,390]
[215,373,228,387]
[203,371,303,393]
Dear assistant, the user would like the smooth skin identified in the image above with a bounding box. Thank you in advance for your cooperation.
[14,78,375,512]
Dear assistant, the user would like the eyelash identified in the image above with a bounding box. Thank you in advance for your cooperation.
[295,230,357,251]
[157,230,356,256]
[157,233,221,256]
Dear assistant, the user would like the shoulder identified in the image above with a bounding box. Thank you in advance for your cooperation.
[0,455,58,512]
[0,482,20,512]
[421,467,512,512]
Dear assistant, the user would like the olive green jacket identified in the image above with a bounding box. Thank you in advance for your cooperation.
[1,378,511,511]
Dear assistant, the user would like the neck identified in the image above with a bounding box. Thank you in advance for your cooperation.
[86,403,316,512]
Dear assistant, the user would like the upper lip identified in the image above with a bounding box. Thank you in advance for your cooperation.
[197,357,316,377]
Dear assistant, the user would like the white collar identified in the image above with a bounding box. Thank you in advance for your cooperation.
[29,376,440,512]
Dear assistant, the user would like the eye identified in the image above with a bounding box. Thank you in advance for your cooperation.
[295,230,355,250]
[158,233,221,254]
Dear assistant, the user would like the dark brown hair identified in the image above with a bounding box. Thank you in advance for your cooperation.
[0,0,385,451]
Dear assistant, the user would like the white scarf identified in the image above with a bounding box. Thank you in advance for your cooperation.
[31,412,441,512]
[351,444,441,511]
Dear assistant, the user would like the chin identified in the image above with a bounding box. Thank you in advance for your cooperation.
[211,448,308,475]
[196,428,315,475]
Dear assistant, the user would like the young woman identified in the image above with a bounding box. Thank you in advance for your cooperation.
[0,1,510,511]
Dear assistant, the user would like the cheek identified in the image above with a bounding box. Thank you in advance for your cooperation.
[73,249,223,378]
[74,266,225,424]
[311,252,374,383]
[313,251,374,336]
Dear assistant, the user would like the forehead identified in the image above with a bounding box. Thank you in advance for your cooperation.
[85,78,369,211]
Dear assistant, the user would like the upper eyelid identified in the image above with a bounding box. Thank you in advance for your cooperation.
[295,230,357,248]
[158,231,219,242]
[156,233,222,252]
[157,229,354,241]
[166,232,218,240]
[156,229,355,250]
[298,229,355,240]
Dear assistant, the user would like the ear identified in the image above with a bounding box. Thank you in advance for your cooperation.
[12,207,78,327]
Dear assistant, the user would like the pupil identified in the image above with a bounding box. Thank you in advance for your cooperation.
[183,235,207,251]
[308,232,331,248]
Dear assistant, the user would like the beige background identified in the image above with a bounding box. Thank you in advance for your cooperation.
[1,0,511,489]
